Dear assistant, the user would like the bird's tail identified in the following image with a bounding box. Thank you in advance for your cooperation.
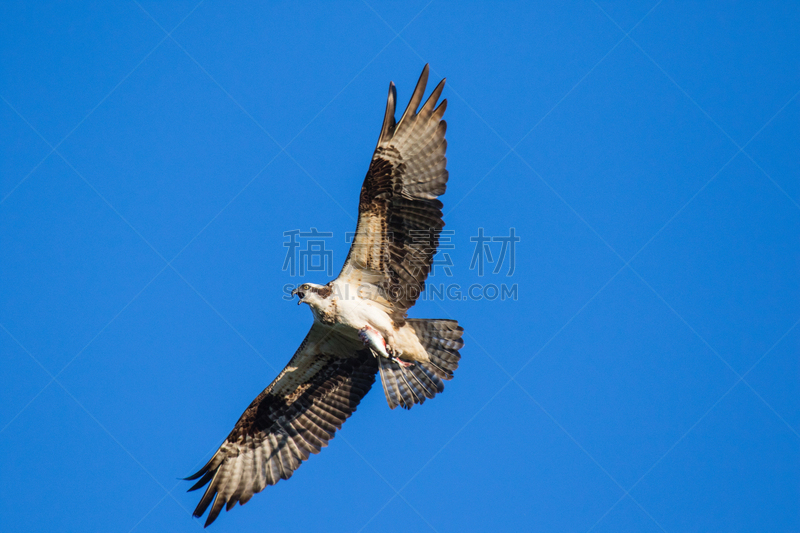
[377,319,464,410]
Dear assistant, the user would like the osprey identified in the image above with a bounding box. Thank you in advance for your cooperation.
[186,65,463,527]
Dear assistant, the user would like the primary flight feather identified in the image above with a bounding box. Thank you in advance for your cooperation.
[186,64,463,527]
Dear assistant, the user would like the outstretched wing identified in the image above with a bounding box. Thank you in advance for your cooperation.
[186,325,377,527]
[336,64,449,319]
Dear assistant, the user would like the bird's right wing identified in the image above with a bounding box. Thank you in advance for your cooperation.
[186,324,377,527]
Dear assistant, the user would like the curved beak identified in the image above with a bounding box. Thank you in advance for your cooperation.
[291,287,305,305]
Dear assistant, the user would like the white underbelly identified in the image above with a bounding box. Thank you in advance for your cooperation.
[327,282,427,361]
[333,297,427,361]
[335,297,392,333]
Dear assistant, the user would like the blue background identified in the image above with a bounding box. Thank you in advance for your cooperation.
[2,1,798,532]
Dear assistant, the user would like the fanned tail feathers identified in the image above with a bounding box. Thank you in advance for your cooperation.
[378,319,464,409]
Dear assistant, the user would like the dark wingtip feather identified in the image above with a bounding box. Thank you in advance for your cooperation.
[378,81,398,145]
[205,492,225,527]
[226,498,238,512]
[399,64,430,124]
[188,470,215,492]
[192,472,220,521]
[435,99,447,119]
[184,469,205,481]
[185,453,218,481]
[421,77,446,116]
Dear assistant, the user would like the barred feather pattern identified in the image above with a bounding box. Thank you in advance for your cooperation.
[186,65,461,527]
[338,64,449,318]
[378,319,464,409]
[186,342,377,527]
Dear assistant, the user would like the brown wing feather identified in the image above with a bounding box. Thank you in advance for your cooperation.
[186,326,377,527]
[337,64,449,319]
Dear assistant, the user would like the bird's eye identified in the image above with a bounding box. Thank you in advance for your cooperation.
[302,284,309,290]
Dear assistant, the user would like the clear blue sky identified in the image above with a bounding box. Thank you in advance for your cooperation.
[2,1,798,532]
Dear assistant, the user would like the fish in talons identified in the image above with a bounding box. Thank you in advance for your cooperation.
[358,324,414,368]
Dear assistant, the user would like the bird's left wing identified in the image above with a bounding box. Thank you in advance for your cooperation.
[335,64,448,319]
[186,324,377,527]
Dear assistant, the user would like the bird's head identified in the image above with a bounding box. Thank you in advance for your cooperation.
[291,283,331,308]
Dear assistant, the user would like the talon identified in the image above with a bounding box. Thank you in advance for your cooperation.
[358,327,370,345]
[393,357,414,368]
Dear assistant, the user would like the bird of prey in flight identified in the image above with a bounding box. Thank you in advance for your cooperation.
[186,64,463,527]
